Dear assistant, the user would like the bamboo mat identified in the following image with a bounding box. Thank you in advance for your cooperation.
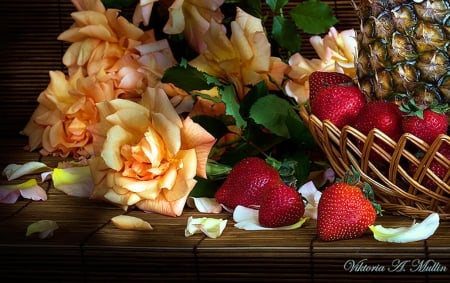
[0,137,449,282]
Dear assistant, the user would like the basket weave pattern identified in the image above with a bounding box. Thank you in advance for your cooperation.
[300,106,450,220]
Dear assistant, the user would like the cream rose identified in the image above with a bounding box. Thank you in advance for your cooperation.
[88,87,216,216]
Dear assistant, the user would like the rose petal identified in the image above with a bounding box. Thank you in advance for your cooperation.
[52,166,93,197]
[298,181,322,220]
[111,215,153,231]
[185,216,227,238]
[370,213,440,243]
[187,197,222,213]
[233,205,309,230]
[2,162,51,181]
[26,220,59,239]
[0,179,47,203]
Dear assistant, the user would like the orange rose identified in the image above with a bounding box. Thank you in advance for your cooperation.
[88,87,216,216]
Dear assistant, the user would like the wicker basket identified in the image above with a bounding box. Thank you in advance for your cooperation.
[299,105,450,220]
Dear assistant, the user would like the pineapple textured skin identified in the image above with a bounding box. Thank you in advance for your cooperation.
[356,0,450,107]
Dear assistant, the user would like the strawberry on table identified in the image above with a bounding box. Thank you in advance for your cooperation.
[308,71,354,101]
[258,182,305,228]
[317,168,382,241]
[310,84,367,129]
[214,157,282,210]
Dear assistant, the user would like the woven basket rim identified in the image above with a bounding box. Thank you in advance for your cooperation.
[299,105,450,220]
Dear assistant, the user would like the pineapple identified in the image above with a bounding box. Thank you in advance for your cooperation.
[355,0,450,107]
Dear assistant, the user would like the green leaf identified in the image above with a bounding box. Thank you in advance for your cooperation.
[161,61,214,92]
[290,0,338,34]
[239,81,270,119]
[191,115,230,139]
[221,84,247,129]
[265,0,289,12]
[250,95,295,138]
[272,16,301,54]
[190,177,220,198]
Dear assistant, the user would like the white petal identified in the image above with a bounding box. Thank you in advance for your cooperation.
[187,197,222,213]
[3,162,51,181]
[370,213,440,243]
[185,216,227,238]
[232,205,309,231]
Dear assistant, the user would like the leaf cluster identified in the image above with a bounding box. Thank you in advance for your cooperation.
[162,60,317,188]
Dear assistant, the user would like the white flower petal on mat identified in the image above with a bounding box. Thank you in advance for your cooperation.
[2,162,51,181]
[233,205,309,231]
[111,215,153,231]
[185,216,227,238]
[26,220,59,239]
[369,212,440,243]
[298,181,322,220]
[186,197,222,213]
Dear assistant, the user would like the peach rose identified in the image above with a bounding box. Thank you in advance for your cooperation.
[88,87,216,216]
[21,69,116,158]
[189,7,288,100]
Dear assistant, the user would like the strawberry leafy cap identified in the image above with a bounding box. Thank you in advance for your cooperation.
[341,166,383,215]
[400,98,450,119]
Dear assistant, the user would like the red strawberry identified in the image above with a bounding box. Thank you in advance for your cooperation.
[352,101,404,163]
[401,100,449,145]
[214,157,282,210]
[353,101,403,141]
[317,169,380,241]
[408,144,450,189]
[309,71,354,101]
[310,85,367,128]
[258,182,305,228]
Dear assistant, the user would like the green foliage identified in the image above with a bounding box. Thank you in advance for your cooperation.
[290,0,339,34]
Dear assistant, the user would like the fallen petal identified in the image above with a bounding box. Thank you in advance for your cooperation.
[111,215,153,231]
[298,181,322,219]
[369,213,440,243]
[52,166,93,197]
[233,205,309,231]
[187,197,222,213]
[26,220,59,239]
[3,162,51,181]
[0,179,48,202]
[185,216,227,238]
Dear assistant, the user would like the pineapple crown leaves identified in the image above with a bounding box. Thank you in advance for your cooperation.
[400,98,450,119]
[340,166,383,215]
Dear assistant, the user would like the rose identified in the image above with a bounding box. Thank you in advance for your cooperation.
[88,87,216,216]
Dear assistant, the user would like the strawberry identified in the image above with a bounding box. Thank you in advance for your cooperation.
[407,144,450,189]
[258,182,305,228]
[214,157,282,210]
[317,169,381,241]
[401,100,449,145]
[352,101,404,163]
[353,101,404,141]
[308,71,354,101]
[310,85,367,129]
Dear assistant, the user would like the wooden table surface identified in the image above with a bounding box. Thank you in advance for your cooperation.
[0,136,449,283]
